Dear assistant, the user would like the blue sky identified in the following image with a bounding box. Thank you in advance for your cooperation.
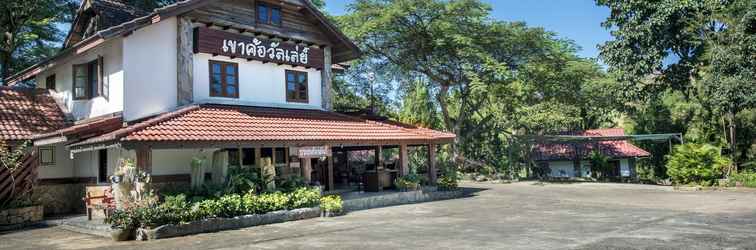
[324,0,612,59]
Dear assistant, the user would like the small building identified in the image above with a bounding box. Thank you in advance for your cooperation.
[531,128,650,178]
[1,0,454,215]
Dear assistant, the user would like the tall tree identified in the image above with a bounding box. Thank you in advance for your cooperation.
[0,0,75,84]
[597,0,756,172]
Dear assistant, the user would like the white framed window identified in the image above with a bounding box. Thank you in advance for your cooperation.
[39,147,55,166]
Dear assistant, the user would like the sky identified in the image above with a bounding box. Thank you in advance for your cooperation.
[324,0,613,60]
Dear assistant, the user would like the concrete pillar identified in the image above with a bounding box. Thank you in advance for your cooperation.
[428,144,437,184]
[399,144,409,176]
[254,147,261,168]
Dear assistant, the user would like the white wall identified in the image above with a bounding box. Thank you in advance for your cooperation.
[123,17,178,121]
[193,52,323,110]
[35,39,125,121]
[548,161,575,177]
[151,149,216,176]
[37,143,75,179]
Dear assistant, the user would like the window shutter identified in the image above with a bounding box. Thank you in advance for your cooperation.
[98,55,107,99]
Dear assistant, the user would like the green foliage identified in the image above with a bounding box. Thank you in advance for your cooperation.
[728,171,756,188]
[110,187,322,228]
[588,151,611,178]
[437,175,458,191]
[666,144,731,185]
[106,209,136,229]
[320,195,343,213]
[0,140,33,209]
[277,175,307,193]
[598,0,756,174]
[225,166,262,194]
[0,0,76,83]
[395,174,421,190]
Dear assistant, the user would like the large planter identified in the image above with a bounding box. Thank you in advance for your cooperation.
[110,228,135,241]
[0,205,44,231]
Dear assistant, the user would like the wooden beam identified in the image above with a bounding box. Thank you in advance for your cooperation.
[177,16,194,106]
[375,146,383,169]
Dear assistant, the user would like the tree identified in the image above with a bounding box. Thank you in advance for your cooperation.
[0,0,75,84]
[666,143,730,185]
[0,140,32,208]
[339,0,573,167]
[597,0,756,173]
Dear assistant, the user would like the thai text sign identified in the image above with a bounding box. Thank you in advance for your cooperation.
[193,27,324,69]
[298,146,331,158]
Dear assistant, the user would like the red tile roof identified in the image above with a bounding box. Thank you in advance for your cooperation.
[70,105,455,148]
[0,87,67,141]
[532,128,650,161]
[32,114,123,141]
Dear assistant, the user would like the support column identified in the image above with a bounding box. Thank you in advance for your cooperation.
[136,145,152,173]
[177,16,194,105]
[321,46,333,111]
[302,158,312,183]
[254,147,261,168]
[375,146,383,169]
[327,156,334,191]
[399,144,409,176]
[238,147,243,168]
[428,144,437,184]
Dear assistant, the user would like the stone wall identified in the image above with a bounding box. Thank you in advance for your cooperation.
[0,205,44,231]
[32,184,87,215]
[342,189,465,212]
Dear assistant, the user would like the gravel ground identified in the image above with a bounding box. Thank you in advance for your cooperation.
[1,181,755,250]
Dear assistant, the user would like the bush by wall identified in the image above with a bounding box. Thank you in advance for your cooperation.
[666,143,731,186]
[110,187,321,229]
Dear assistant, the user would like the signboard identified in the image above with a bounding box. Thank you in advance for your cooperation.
[193,27,325,69]
[298,146,331,158]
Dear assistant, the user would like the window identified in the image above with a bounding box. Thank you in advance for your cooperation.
[45,75,56,90]
[209,61,239,98]
[274,148,286,164]
[39,147,55,166]
[285,70,308,103]
[72,57,105,100]
[257,3,281,25]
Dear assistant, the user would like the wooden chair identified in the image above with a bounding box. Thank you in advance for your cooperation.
[83,186,116,221]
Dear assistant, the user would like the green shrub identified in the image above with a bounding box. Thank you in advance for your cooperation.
[729,171,756,187]
[395,174,421,190]
[277,176,307,193]
[286,187,320,209]
[437,175,458,190]
[256,192,289,212]
[666,143,731,185]
[320,195,343,213]
[106,209,135,229]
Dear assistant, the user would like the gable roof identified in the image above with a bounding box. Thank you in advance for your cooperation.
[532,128,650,161]
[6,0,360,85]
[0,87,67,141]
[68,104,455,151]
[64,0,152,48]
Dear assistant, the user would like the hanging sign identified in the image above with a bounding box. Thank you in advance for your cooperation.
[298,146,331,158]
[193,27,325,69]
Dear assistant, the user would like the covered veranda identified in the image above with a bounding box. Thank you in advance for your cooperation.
[64,104,455,192]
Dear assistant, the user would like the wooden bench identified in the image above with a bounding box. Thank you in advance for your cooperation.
[83,186,116,221]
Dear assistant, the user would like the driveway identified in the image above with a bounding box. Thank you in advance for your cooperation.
[2,182,756,250]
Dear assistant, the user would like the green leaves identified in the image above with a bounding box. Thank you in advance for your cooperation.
[666,143,731,185]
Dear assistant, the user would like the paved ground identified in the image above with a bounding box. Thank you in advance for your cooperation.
[2,182,756,250]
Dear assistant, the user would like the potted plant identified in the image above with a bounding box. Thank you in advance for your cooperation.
[395,174,421,191]
[320,195,343,217]
[105,209,135,241]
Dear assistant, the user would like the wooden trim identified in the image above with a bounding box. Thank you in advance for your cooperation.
[208,60,239,98]
[151,174,191,183]
[38,177,97,185]
[285,70,308,103]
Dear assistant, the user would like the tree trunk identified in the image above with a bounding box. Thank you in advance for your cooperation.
[728,110,737,173]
